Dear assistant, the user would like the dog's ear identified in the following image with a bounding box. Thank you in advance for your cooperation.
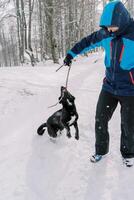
[70,95,75,102]
[67,90,75,102]
[73,96,75,100]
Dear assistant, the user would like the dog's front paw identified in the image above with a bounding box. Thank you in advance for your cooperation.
[75,135,79,140]
[67,133,71,138]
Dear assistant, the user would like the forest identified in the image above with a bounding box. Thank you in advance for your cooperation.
[0,0,133,67]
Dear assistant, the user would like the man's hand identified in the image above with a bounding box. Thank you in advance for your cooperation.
[64,54,73,66]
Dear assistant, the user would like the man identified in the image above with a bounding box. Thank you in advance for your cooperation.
[63,0,134,167]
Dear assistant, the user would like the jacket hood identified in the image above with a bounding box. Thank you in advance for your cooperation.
[100,1,131,35]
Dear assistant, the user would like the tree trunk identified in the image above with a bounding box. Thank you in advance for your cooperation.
[38,0,44,61]
[15,0,23,63]
[45,0,59,63]
[27,0,35,66]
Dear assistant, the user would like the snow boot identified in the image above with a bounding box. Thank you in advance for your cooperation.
[123,158,134,167]
[90,154,103,163]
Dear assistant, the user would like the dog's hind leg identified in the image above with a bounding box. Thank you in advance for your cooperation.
[64,124,71,138]
[74,122,79,140]
[47,125,57,138]
[37,123,47,135]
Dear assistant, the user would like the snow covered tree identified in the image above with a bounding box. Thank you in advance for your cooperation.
[0,0,107,66]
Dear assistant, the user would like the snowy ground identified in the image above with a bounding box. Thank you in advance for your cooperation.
[0,53,134,200]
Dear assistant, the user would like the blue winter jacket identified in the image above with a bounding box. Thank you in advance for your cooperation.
[67,0,134,96]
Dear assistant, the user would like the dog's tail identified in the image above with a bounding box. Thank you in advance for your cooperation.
[37,123,47,135]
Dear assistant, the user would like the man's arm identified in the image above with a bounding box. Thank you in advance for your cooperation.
[64,28,109,66]
[68,28,109,58]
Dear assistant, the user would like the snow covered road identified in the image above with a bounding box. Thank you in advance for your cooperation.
[0,53,134,200]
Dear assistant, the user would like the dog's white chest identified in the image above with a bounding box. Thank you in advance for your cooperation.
[68,116,76,125]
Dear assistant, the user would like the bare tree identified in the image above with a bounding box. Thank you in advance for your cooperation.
[0,0,105,67]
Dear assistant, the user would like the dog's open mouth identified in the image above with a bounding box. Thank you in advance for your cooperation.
[60,86,75,104]
[61,86,66,93]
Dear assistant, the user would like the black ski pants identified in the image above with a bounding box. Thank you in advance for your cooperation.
[95,90,134,158]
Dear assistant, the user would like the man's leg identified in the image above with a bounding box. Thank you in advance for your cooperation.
[120,96,134,159]
[95,90,118,155]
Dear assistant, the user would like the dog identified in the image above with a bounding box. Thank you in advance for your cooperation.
[37,86,79,140]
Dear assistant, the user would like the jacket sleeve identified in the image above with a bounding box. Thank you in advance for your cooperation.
[67,28,109,58]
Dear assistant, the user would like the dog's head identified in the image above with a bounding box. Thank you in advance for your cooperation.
[59,86,75,106]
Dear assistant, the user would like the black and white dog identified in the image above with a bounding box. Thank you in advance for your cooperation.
[37,86,79,140]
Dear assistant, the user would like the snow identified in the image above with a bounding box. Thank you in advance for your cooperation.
[0,53,134,200]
